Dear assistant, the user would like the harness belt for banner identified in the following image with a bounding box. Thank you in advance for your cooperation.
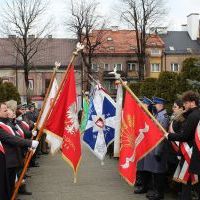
[0,121,16,154]
[15,124,25,138]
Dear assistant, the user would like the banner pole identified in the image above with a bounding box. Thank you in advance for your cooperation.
[23,63,60,164]
[11,43,84,200]
[32,62,60,134]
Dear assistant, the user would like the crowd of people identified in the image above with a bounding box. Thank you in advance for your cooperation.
[0,101,49,200]
[1,90,200,200]
[133,91,200,200]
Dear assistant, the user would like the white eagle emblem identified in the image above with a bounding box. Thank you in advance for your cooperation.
[65,103,79,134]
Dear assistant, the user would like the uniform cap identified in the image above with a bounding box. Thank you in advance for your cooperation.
[142,96,153,105]
[152,97,167,105]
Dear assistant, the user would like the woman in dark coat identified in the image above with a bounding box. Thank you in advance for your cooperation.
[167,99,184,177]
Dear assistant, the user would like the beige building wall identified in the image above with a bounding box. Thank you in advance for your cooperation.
[92,55,137,71]
[163,54,200,72]
[0,68,82,102]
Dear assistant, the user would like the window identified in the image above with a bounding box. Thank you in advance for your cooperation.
[91,63,99,72]
[127,63,138,71]
[2,78,9,83]
[104,64,111,71]
[171,63,179,72]
[151,63,160,72]
[109,46,115,50]
[187,48,192,53]
[130,46,136,50]
[151,49,161,55]
[28,79,34,90]
[103,80,116,92]
[114,64,122,71]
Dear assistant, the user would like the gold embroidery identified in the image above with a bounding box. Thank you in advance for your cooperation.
[63,135,76,152]
[120,114,135,150]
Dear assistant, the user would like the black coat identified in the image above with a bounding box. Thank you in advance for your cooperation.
[15,119,32,139]
[0,153,10,200]
[0,118,32,168]
[168,107,200,175]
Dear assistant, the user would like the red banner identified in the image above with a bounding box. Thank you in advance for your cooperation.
[119,91,164,185]
[45,66,81,180]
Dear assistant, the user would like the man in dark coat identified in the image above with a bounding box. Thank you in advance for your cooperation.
[144,97,169,200]
[0,149,9,200]
[0,102,39,197]
[168,91,200,200]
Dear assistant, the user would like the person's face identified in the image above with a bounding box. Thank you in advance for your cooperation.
[183,101,195,111]
[155,103,164,112]
[19,108,26,114]
[172,103,183,114]
[0,104,8,118]
[30,107,34,112]
[7,108,16,119]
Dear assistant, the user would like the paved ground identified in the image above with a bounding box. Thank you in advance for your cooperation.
[19,145,176,200]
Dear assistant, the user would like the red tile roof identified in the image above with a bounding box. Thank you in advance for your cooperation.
[90,29,164,54]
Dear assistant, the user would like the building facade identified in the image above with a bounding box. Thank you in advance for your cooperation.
[0,37,82,108]
[159,14,200,74]
[89,29,164,95]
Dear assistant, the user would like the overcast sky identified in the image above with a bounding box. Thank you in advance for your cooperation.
[1,0,200,38]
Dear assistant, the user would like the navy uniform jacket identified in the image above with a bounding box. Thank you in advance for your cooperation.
[143,109,169,173]
[0,118,32,168]
[168,107,200,175]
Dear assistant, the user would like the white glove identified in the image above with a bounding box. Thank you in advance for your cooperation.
[164,132,169,139]
[32,130,37,137]
[31,140,39,149]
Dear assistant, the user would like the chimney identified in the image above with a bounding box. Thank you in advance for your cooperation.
[48,35,52,39]
[8,35,16,38]
[111,26,119,31]
[181,24,187,31]
[150,27,167,34]
[28,35,35,38]
[187,13,200,40]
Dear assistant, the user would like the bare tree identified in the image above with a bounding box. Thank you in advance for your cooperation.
[66,0,108,90]
[1,0,52,102]
[120,0,167,81]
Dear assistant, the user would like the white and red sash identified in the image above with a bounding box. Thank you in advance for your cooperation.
[195,121,200,152]
[0,142,5,154]
[20,121,30,131]
[169,122,198,184]
[15,124,25,138]
[173,143,198,184]
[169,122,179,153]
[0,121,16,154]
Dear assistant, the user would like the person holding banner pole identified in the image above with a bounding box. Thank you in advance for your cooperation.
[167,91,200,200]
[0,102,39,198]
[11,43,84,200]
